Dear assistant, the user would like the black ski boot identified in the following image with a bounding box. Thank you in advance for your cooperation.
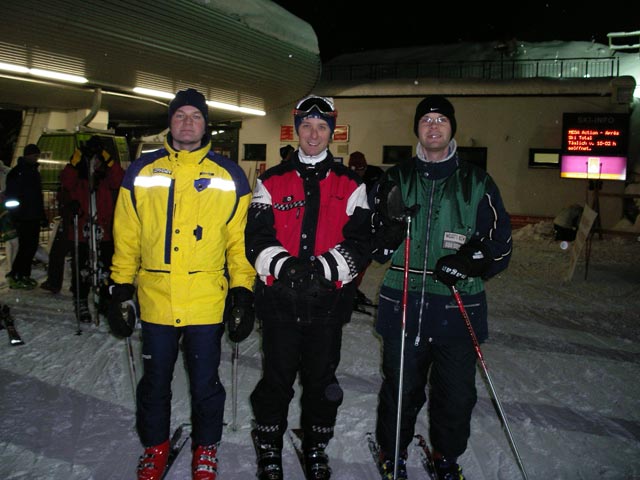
[303,446,331,480]
[252,430,283,480]
[434,455,465,480]
[378,450,408,480]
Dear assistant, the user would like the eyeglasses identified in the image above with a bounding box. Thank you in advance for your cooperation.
[293,95,337,117]
[421,116,449,125]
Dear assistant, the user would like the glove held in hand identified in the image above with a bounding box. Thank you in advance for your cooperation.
[376,180,406,223]
[435,240,493,286]
[435,254,470,286]
[278,256,313,289]
[224,287,255,343]
[107,283,136,338]
[456,240,492,277]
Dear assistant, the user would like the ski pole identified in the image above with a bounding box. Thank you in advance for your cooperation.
[73,213,82,336]
[393,204,419,480]
[123,300,139,404]
[126,336,137,403]
[450,285,529,480]
[231,342,239,431]
[230,308,242,431]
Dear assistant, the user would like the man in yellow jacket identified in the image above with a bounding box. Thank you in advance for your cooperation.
[109,88,256,480]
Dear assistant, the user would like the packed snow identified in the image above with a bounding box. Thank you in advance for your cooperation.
[1,220,638,479]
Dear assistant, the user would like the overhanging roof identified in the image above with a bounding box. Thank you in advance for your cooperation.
[0,0,321,127]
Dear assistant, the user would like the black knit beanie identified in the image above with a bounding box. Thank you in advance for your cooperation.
[169,88,208,123]
[413,95,456,138]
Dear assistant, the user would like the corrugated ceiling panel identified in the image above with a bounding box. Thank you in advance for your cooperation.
[0,0,320,124]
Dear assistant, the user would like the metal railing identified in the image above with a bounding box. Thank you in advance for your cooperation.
[321,57,621,82]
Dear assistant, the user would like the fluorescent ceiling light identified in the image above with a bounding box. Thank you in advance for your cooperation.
[0,62,87,83]
[0,62,29,74]
[207,100,265,116]
[30,68,87,83]
[133,87,265,116]
[133,87,175,99]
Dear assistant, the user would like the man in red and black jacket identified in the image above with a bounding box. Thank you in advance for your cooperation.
[246,95,371,480]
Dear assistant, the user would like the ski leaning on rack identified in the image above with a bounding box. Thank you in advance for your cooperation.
[1,304,25,346]
[413,434,437,480]
[161,422,191,479]
[86,154,102,326]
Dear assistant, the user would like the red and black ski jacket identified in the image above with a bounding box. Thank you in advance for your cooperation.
[246,151,372,289]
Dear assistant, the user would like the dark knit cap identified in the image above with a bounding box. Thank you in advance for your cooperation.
[413,95,457,138]
[23,144,41,156]
[169,88,208,123]
[280,144,295,161]
[348,151,367,170]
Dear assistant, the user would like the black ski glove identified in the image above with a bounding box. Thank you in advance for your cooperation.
[373,180,407,252]
[435,240,492,286]
[434,254,470,286]
[307,260,336,298]
[107,283,136,338]
[224,287,255,343]
[278,256,313,290]
[377,180,406,223]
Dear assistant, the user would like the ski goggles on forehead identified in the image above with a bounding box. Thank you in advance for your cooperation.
[293,96,337,117]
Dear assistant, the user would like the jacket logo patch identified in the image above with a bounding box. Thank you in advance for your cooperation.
[282,195,294,202]
[153,168,171,175]
[442,231,466,250]
[194,178,211,192]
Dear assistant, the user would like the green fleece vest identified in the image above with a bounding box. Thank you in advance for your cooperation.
[382,160,489,296]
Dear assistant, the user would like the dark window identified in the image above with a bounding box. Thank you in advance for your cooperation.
[243,143,266,161]
[458,147,487,170]
[382,145,412,164]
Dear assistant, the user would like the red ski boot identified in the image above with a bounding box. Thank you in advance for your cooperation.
[137,440,170,480]
[192,443,219,479]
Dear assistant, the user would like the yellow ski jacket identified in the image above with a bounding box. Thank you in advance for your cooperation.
[110,139,255,326]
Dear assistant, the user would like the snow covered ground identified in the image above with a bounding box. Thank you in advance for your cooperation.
[1,221,639,479]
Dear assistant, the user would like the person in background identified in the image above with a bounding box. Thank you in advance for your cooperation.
[245,95,371,480]
[4,144,47,289]
[60,135,124,322]
[348,150,384,192]
[347,151,384,308]
[0,157,19,266]
[108,88,256,480]
[279,144,294,163]
[371,95,512,479]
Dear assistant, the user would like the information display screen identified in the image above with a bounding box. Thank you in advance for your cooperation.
[560,113,629,181]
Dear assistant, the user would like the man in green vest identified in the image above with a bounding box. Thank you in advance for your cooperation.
[371,95,512,480]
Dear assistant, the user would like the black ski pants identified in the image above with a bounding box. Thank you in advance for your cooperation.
[251,319,344,450]
[10,219,40,278]
[375,292,478,460]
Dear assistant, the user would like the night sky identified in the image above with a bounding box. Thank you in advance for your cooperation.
[272,1,640,62]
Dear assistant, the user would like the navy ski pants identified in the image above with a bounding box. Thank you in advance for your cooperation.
[136,321,225,447]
